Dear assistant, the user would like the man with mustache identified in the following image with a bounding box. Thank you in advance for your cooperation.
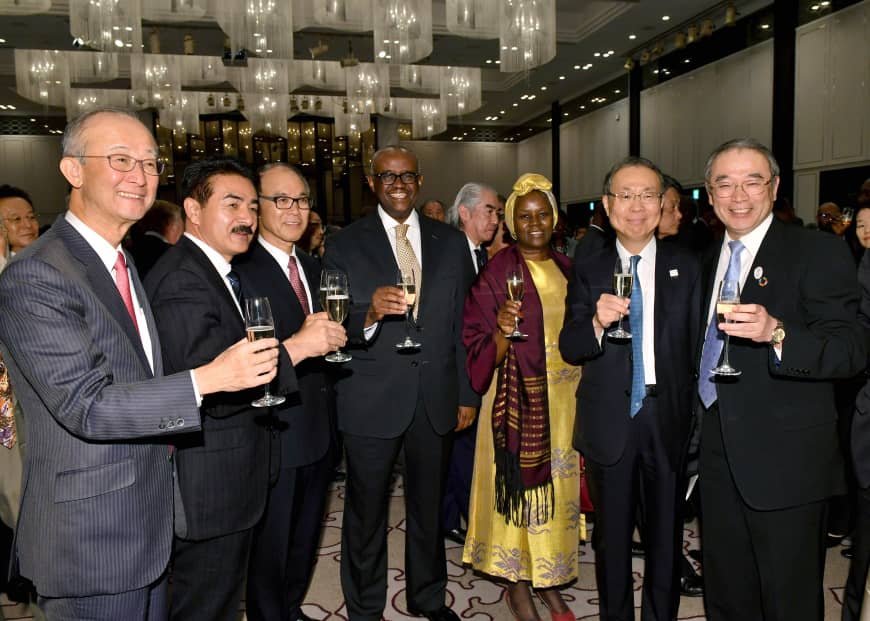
[146,157,298,621]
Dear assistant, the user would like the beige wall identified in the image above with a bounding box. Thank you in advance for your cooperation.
[517,130,553,183]
[0,135,67,223]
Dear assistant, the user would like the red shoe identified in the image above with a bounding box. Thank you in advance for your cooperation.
[535,592,575,621]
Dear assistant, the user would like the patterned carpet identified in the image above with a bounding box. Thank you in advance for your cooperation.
[0,476,855,620]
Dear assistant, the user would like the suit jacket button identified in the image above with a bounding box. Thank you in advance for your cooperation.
[159,422,166,430]
[176,418,185,427]
[411,361,419,367]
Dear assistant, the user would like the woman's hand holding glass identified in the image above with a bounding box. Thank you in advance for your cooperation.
[496,299,523,338]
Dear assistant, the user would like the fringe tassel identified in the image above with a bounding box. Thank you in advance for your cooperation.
[493,447,556,528]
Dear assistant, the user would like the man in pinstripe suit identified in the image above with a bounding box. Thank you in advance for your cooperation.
[0,108,280,620]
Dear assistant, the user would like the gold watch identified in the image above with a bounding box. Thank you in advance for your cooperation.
[770,320,785,346]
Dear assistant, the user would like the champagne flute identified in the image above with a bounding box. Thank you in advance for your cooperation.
[608,257,633,339]
[325,272,352,363]
[840,207,854,226]
[395,269,422,350]
[712,279,742,376]
[506,268,527,340]
[244,297,286,407]
[319,269,338,311]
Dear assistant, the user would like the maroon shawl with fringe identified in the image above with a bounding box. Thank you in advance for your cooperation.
[462,245,572,527]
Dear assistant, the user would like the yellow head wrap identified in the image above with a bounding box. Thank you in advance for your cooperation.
[504,173,559,239]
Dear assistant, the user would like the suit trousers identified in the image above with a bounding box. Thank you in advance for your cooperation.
[246,449,334,621]
[843,484,870,621]
[700,404,826,621]
[38,573,167,621]
[340,400,452,621]
[442,420,476,532]
[169,528,253,621]
[585,396,681,621]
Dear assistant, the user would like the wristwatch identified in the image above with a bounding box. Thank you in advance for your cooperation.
[770,320,785,346]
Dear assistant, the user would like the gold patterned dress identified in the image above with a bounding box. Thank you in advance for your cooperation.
[462,258,583,587]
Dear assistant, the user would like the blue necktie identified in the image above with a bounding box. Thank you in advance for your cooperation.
[629,255,644,417]
[226,270,243,306]
[698,240,745,408]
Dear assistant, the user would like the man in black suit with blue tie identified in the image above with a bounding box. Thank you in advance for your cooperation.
[323,145,478,621]
[235,163,346,621]
[697,138,865,621]
[146,157,303,621]
[0,109,279,620]
[559,156,700,621]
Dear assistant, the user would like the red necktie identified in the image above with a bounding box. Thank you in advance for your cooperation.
[114,251,140,333]
[287,256,311,315]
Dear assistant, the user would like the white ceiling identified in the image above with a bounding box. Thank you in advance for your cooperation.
[0,0,772,128]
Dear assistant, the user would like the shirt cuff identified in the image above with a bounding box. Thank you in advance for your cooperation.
[363,321,378,342]
[189,370,203,406]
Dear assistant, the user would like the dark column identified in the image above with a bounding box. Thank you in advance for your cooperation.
[551,100,561,203]
[772,0,798,201]
[628,63,641,157]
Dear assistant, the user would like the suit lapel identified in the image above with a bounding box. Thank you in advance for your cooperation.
[361,212,401,285]
[419,217,438,319]
[740,219,784,308]
[178,236,244,330]
[653,243,669,353]
[53,217,152,372]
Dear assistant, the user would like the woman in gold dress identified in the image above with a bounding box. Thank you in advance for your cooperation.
[462,174,582,621]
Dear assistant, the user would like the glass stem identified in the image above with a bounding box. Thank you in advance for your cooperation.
[263,382,272,400]
[722,334,731,367]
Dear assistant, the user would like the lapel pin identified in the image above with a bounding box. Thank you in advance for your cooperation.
[758,276,769,287]
[669,269,679,278]
[753,266,763,280]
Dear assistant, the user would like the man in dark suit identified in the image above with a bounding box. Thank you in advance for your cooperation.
[235,163,345,621]
[573,201,612,259]
[441,181,499,544]
[322,145,478,621]
[696,138,865,621]
[129,199,183,278]
[0,108,278,619]
[145,157,304,621]
[559,156,700,621]
[844,249,870,621]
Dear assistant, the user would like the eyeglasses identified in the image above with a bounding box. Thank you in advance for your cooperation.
[259,195,312,211]
[709,178,772,199]
[372,171,419,185]
[79,154,165,176]
[607,191,663,206]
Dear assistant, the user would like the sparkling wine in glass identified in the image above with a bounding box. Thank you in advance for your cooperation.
[325,272,352,363]
[608,257,633,339]
[506,268,527,340]
[840,206,854,226]
[244,297,286,407]
[712,279,742,376]
[396,269,422,350]
[319,269,339,311]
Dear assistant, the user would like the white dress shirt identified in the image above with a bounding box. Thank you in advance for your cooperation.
[184,232,244,318]
[364,206,423,340]
[66,211,155,372]
[616,237,657,385]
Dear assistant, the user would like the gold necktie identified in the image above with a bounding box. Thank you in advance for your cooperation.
[395,223,422,320]
[0,354,17,450]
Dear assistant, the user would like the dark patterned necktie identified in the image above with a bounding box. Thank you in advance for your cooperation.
[226,270,243,306]
[287,256,311,315]
[474,247,487,273]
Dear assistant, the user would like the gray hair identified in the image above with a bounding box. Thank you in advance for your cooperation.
[447,182,497,228]
[704,137,780,184]
[602,156,665,196]
[258,162,311,196]
[61,107,145,158]
[369,145,418,176]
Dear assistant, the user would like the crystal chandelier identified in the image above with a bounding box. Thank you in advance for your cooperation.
[499,0,556,73]
[345,63,390,114]
[445,0,498,39]
[141,0,207,22]
[14,49,68,106]
[373,0,432,64]
[69,0,142,52]
[411,98,446,139]
[440,66,481,116]
[212,0,293,59]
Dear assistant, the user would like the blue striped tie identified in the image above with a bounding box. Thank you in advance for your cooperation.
[629,255,644,417]
[698,240,745,408]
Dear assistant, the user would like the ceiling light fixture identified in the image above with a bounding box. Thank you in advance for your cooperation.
[662,15,670,21]
[628,34,636,40]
